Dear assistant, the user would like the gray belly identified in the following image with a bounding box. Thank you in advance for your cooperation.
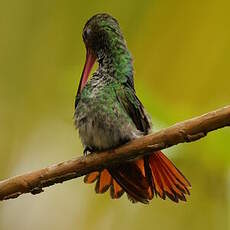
[75,102,141,151]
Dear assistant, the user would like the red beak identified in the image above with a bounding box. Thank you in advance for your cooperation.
[76,48,96,97]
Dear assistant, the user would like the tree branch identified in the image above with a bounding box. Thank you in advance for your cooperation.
[0,105,230,201]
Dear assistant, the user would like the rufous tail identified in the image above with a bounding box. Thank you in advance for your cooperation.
[84,151,191,203]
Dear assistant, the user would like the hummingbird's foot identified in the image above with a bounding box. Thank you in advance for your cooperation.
[83,146,94,156]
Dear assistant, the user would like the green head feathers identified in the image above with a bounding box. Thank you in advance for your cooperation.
[82,13,133,81]
[83,13,124,54]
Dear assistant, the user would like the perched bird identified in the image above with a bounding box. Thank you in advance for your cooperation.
[74,13,191,204]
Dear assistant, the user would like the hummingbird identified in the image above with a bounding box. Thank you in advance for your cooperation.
[74,13,191,204]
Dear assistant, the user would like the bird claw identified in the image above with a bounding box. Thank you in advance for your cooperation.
[83,147,94,156]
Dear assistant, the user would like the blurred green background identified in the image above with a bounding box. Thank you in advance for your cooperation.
[0,0,230,229]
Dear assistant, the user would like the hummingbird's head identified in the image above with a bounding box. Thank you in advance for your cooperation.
[77,13,126,95]
[82,13,123,55]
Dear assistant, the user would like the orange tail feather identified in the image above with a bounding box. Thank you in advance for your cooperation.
[110,178,124,199]
[148,151,191,202]
[83,151,191,203]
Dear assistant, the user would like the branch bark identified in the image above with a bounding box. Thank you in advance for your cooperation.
[0,105,230,201]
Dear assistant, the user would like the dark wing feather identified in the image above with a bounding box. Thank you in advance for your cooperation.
[115,83,151,134]
[114,83,154,203]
